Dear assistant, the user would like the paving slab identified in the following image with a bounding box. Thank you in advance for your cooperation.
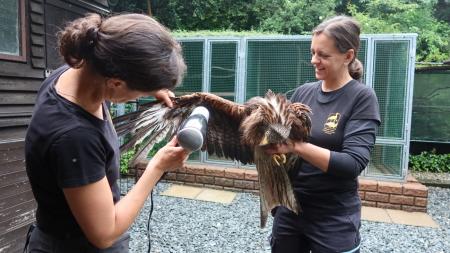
[160,184,236,204]
[160,185,203,199]
[361,206,392,223]
[386,209,439,228]
[195,189,236,204]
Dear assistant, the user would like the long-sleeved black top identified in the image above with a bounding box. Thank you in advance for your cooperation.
[290,80,381,214]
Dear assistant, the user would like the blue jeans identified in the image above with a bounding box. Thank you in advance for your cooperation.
[270,207,361,253]
[24,225,130,253]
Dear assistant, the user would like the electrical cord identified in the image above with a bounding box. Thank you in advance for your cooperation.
[147,172,167,253]
[147,189,154,253]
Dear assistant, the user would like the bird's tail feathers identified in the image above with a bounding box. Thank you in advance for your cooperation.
[256,151,299,228]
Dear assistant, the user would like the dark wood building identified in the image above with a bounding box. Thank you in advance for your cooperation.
[0,1,109,252]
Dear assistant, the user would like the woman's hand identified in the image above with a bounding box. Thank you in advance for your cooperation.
[154,89,175,107]
[150,136,189,172]
[263,140,297,155]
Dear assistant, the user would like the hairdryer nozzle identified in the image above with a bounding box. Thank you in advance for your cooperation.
[177,106,209,152]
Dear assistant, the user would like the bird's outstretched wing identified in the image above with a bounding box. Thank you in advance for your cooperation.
[112,92,254,166]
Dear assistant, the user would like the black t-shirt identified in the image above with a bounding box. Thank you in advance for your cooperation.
[25,65,120,236]
[290,80,381,214]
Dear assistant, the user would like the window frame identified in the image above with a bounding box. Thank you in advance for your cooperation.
[0,0,27,62]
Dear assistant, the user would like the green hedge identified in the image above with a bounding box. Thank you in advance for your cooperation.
[409,150,450,173]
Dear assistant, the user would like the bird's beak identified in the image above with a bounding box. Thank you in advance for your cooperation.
[259,131,269,146]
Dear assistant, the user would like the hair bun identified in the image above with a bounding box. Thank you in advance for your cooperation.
[57,13,102,68]
[349,58,363,81]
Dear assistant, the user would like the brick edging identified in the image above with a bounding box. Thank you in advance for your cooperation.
[133,161,428,212]
[359,176,428,212]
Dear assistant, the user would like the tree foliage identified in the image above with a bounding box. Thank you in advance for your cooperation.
[348,0,450,62]
[434,0,450,24]
[109,0,149,14]
[252,0,336,34]
[111,0,450,62]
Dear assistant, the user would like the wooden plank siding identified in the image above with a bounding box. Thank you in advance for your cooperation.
[0,225,31,253]
[0,2,45,249]
[0,141,33,252]
[0,0,45,139]
[0,1,109,251]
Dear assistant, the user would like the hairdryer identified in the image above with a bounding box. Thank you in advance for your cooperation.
[177,106,210,153]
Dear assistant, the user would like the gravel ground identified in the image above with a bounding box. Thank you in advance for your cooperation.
[125,182,450,253]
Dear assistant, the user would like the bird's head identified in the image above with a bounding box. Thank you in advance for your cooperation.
[241,90,295,147]
[259,123,291,146]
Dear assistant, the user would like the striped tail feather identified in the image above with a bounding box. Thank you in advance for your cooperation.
[254,148,299,228]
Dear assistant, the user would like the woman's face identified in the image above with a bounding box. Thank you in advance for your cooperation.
[310,33,350,81]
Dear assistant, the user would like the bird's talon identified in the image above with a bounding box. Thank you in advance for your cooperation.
[272,154,281,166]
[273,154,288,166]
[281,154,286,164]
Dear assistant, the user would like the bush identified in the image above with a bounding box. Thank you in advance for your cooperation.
[148,139,168,158]
[119,139,169,175]
[409,150,450,173]
[120,150,135,174]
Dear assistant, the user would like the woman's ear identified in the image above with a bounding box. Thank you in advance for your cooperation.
[105,78,126,89]
[345,49,355,65]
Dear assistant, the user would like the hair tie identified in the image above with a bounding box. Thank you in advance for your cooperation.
[88,28,99,47]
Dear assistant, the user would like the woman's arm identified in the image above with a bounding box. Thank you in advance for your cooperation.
[294,142,331,172]
[63,137,188,249]
[265,119,378,178]
[325,120,377,178]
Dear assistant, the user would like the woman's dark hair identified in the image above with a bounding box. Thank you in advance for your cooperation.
[57,13,186,91]
[313,15,363,80]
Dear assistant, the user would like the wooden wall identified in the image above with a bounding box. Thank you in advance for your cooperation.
[0,141,35,252]
[0,0,45,141]
[0,0,108,252]
[0,0,45,250]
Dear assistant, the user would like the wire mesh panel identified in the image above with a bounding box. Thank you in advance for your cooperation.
[367,38,413,180]
[206,41,239,164]
[373,40,410,140]
[176,40,205,161]
[209,41,237,101]
[245,39,369,100]
[359,39,368,84]
[367,144,404,178]
[245,39,315,100]
[177,41,204,95]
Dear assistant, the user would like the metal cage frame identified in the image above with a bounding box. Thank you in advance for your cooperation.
[114,34,417,182]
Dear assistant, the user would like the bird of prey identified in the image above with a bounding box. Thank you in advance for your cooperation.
[113,90,311,228]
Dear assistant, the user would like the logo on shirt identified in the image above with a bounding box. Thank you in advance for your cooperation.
[323,113,341,134]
